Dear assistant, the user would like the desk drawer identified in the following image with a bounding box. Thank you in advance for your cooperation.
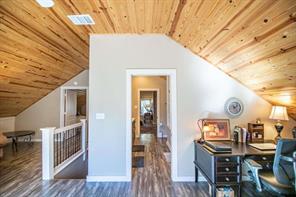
[216,166,238,174]
[216,175,239,184]
[246,155,274,170]
[217,156,239,163]
[249,155,274,162]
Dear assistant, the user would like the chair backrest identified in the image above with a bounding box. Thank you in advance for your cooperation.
[273,139,296,185]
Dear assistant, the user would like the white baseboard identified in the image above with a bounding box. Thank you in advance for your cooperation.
[173,176,206,182]
[32,139,42,142]
[86,175,205,182]
[86,176,131,182]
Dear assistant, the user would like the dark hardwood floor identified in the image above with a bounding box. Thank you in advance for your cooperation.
[0,137,275,197]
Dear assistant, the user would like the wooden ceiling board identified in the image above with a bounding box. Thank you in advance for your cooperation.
[1,2,88,63]
[211,4,296,67]
[0,0,295,120]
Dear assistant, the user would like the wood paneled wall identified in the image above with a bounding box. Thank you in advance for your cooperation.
[0,0,295,120]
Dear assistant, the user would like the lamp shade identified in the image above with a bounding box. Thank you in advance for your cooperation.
[269,106,289,121]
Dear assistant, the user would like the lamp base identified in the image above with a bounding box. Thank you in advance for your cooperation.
[274,122,284,144]
[198,137,205,144]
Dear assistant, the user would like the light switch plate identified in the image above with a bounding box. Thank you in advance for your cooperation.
[96,113,105,120]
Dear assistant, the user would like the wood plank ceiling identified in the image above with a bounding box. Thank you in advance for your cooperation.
[0,0,295,120]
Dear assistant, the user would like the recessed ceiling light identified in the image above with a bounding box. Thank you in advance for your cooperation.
[68,14,95,25]
[36,0,54,8]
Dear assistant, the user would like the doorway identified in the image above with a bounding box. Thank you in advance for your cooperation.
[60,87,88,127]
[126,69,177,181]
[138,89,160,137]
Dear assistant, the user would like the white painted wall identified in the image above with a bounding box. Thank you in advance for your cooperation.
[15,70,89,140]
[88,35,295,179]
[0,117,15,133]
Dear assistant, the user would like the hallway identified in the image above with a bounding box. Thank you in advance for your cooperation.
[132,134,172,195]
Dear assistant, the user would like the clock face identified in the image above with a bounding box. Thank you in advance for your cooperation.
[225,98,244,118]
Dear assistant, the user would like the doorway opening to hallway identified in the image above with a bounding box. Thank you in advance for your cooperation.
[126,69,177,183]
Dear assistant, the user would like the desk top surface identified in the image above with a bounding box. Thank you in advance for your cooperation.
[194,140,275,156]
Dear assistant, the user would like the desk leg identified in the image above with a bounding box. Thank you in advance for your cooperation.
[15,137,18,152]
[211,184,216,197]
[238,184,241,197]
[195,167,198,182]
[12,137,18,152]
[29,135,33,146]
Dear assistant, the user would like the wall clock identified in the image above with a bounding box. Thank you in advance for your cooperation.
[224,97,244,118]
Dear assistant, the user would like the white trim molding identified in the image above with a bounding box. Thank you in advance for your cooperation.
[173,176,206,182]
[32,138,42,142]
[86,176,131,182]
[126,69,177,181]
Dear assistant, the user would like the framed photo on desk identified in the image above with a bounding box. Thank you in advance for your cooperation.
[203,119,230,141]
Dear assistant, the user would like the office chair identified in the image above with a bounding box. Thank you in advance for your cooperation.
[245,139,296,195]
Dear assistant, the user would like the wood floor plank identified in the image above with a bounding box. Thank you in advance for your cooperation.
[0,139,273,197]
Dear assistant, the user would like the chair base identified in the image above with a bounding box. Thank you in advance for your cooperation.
[259,171,295,195]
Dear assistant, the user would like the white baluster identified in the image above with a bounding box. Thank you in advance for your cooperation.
[41,127,55,180]
[80,119,87,161]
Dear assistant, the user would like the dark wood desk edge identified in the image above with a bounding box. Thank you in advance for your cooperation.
[194,140,275,156]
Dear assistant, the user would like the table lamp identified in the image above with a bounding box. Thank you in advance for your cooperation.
[197,119,211,143]
[269,106,289,143]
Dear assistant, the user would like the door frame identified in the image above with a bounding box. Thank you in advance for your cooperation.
[60,86,89,127]
[137,88,160,138]
[126,69,177,181]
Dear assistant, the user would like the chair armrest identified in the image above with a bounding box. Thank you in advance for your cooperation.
[280,155,294,162]
[280,153,296,191]
[245,159,263,191]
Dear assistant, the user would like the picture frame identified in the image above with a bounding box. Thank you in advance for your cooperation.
[202,119,230,141]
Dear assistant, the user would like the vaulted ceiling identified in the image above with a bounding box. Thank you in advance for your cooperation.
[0,0,295,119]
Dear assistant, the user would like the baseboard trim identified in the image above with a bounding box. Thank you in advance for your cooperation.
[86,176,131,182]
[86,175,205,182]
[173,176,206,182]
[32,139,42,142]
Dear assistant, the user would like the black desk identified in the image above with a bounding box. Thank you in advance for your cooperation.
[194,140,275,197]
[3,130,35,151]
